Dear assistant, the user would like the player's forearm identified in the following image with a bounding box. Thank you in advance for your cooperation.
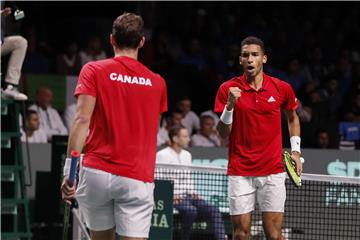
[217,121,232,139]
[66,114,91,157]
[287,112,300,137]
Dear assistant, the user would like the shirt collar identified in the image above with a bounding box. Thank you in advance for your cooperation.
[240,73,270,92]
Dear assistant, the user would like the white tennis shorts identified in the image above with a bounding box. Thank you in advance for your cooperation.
[76,167,154,238]
[228,172,286,215]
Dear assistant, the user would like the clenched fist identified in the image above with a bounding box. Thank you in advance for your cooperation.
[227,87,241,110]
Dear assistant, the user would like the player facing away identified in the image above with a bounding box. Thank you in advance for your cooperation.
[61,13,167,240]
[214,36,302,240]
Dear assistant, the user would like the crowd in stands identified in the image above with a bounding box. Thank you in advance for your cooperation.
[2,2,360,148]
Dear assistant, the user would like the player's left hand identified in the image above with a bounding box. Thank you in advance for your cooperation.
[291,151,302,176]
[61,177,77,205]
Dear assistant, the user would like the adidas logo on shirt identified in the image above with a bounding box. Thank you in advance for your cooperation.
[109,73,152,86]
[267,96,276,103]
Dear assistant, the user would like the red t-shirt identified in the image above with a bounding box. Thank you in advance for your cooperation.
[75,56,167,182]
[214,73,298,176]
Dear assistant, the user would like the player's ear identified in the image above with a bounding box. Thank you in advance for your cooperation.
[263,54,267,64]
[110,34,117,48]
[239,55,243,66]
[138,36,145,49]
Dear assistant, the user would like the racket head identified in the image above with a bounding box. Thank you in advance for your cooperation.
[283,151,301,188]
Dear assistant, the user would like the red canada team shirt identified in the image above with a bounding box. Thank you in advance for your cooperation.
[75,56,167,182]
[214,73,298,176]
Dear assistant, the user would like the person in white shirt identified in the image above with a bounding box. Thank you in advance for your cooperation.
[201,109,220,128]
[157,110,183,146]
[63,102,76,130]
[156,126,225,240]
[191,115,222,147]
[28,86,68,141]
[177,97,200,135]
[21,110,47,143]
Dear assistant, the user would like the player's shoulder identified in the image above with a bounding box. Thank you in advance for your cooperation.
[266,74,291,89]
[80,58,111,72]
[219,76,242,89]
[140,64,166,82]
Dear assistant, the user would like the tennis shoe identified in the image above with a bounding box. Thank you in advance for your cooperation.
[2,84,28,101]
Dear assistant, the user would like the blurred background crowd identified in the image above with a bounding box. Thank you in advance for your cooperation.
[2,1,360,149]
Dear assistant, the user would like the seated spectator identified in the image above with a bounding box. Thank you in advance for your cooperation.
[21,25,49,74]
[344,92,360,122]
[303,46,329,86]
[1,5,28,100]
[335,56,353,97]
[56,40,81,75]
[63,102,76,130]
[313,128,330,149]
[21,110,47,143]
[283,56,308,93]
[157,110,183,147]
[178,37,208,71]
[307,89,331,124]
[201,109,220,128]
[191,115,221,147]
[156,126,226,240]
[79,35,106,66]
[339,120,360,150]
[29,86,68,141]
[177,97,200,135]
[319,77,342,120]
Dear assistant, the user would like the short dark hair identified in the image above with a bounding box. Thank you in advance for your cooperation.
[241,36,265,54]
[200,115,214,124]
[112,12,144,49]
[171,108,183,117]
[316,128,329,136]
[168,126,186,143]
[25,110,38,121]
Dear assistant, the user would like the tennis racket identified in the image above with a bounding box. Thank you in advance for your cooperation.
[283,151,304,188]
[62,150,80,240]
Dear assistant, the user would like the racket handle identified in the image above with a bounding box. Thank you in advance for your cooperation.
[68,150,80,186]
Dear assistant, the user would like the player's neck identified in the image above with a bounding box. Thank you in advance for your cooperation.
[246,73,264,91]
[114,48,139,60]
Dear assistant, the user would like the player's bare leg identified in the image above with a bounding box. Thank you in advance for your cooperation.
[262,212,284,240]
[231,213,252,240]
[90,227,115,240]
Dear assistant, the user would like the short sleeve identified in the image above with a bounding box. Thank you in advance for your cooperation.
[281,83,299,111]
[74,63,97,97]
[214,84,228,113]
[159,77,168,113]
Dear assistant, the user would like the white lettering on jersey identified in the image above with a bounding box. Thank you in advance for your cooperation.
[109,73,152,86]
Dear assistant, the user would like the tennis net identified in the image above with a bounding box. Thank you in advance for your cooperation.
[155,163,360,240]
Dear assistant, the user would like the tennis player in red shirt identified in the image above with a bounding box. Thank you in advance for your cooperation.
[214,36,302,240]
[61,13,167,240]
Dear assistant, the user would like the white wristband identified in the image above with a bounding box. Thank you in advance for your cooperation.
[220,106,233,125]
[63,157,71,176]
[290,136,301,153]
